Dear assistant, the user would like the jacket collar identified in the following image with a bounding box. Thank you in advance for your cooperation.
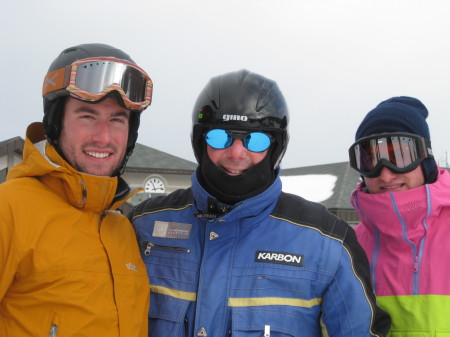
[351,169,450,237]
[8,122,134,213]
[191,170,282,221]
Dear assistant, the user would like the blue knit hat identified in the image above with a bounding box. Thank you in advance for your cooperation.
[355,96,437,183]
[355,96,430,140]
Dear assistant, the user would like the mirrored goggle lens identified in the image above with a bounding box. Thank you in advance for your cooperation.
[205,129,272,152]
[74,60,148,103]
[350,134,426,175]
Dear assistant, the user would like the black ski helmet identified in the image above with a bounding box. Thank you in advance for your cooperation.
[191,69,289,169]
[42,43,151,175]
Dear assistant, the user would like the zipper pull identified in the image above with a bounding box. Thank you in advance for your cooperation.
[413,255,419,272]
[144,242,153,256]
[263,325,270,337]
[49,324,58,337]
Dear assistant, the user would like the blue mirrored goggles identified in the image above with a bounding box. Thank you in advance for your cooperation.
[205,129,272,152]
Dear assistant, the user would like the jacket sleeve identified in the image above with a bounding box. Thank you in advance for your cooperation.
[321,222,391,337]
[0,200,19,302]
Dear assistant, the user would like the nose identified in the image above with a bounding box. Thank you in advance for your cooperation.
[226,139,247,159]
[378,166,397,181]
[91,121,112,144]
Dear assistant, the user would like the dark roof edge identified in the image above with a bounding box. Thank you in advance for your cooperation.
[124,167,196,175]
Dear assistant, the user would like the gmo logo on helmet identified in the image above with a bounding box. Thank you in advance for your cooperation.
[223,114,248,122]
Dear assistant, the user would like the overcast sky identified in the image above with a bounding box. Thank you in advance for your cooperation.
[2,0,450,169]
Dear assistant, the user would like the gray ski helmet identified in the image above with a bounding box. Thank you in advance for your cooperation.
[42,43,150,174]
[191,69,289,169]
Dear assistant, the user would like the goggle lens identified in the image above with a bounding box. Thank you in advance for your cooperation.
[349,133,431,177]
[205,129,272,152]
[74,60,147,102]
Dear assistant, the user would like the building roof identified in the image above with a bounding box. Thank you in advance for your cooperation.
[126,143,197,174]
[280,162,362,210]
[0,137,24,157]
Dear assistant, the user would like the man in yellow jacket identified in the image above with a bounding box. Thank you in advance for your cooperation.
[0,43,152,336]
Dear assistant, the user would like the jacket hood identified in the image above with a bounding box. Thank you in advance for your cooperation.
[8,122,134,212]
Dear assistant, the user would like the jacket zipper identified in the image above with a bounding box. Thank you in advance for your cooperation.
[371,225,381,292]
[412,255,420,294]
[143,241,191,256]
[390,191,429,295]
[412,233,428,295]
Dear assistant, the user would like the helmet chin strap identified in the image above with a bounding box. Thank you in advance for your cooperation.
[198,150,275,205]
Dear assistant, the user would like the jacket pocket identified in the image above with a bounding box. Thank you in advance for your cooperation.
[231,307,313,337]
[141,238,198,337]
[142,241,191,256]
[149,292,191,337]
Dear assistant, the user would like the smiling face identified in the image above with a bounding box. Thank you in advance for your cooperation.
[206,138,268,176]
[364,165,425,193]
[58,96,130,176]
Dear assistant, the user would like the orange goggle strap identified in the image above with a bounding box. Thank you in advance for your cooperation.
[42,67,68,96]
[42,57,152,109]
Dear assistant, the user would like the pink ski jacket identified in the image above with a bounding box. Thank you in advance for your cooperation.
[351,168,450,336]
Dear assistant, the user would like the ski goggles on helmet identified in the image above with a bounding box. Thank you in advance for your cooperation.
[205,129,272,152]
[349,132,433,178]
[42,57,152,110]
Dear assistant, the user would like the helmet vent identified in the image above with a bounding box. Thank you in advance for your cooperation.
[63,48,77,54]
[237,69,249,85]
[256,81,275,112]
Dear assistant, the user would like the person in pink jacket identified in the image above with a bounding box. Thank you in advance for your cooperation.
[348,96,450,336]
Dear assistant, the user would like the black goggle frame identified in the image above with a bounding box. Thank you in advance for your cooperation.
[349,132,433,178]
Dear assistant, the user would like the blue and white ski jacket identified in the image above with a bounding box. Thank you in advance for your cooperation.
[130,174,390,337]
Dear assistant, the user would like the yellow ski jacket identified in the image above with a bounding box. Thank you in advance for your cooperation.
[0,122,149,337]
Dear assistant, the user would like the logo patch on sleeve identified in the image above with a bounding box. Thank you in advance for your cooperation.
[255,251,304,267]
[152,221,192,239]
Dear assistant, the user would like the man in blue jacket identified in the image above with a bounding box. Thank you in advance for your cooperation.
[130,69,390,337]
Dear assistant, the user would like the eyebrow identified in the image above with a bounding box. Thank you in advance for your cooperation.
[74,107,130,118]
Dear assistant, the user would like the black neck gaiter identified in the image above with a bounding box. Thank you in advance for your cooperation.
[198,152,275,205]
